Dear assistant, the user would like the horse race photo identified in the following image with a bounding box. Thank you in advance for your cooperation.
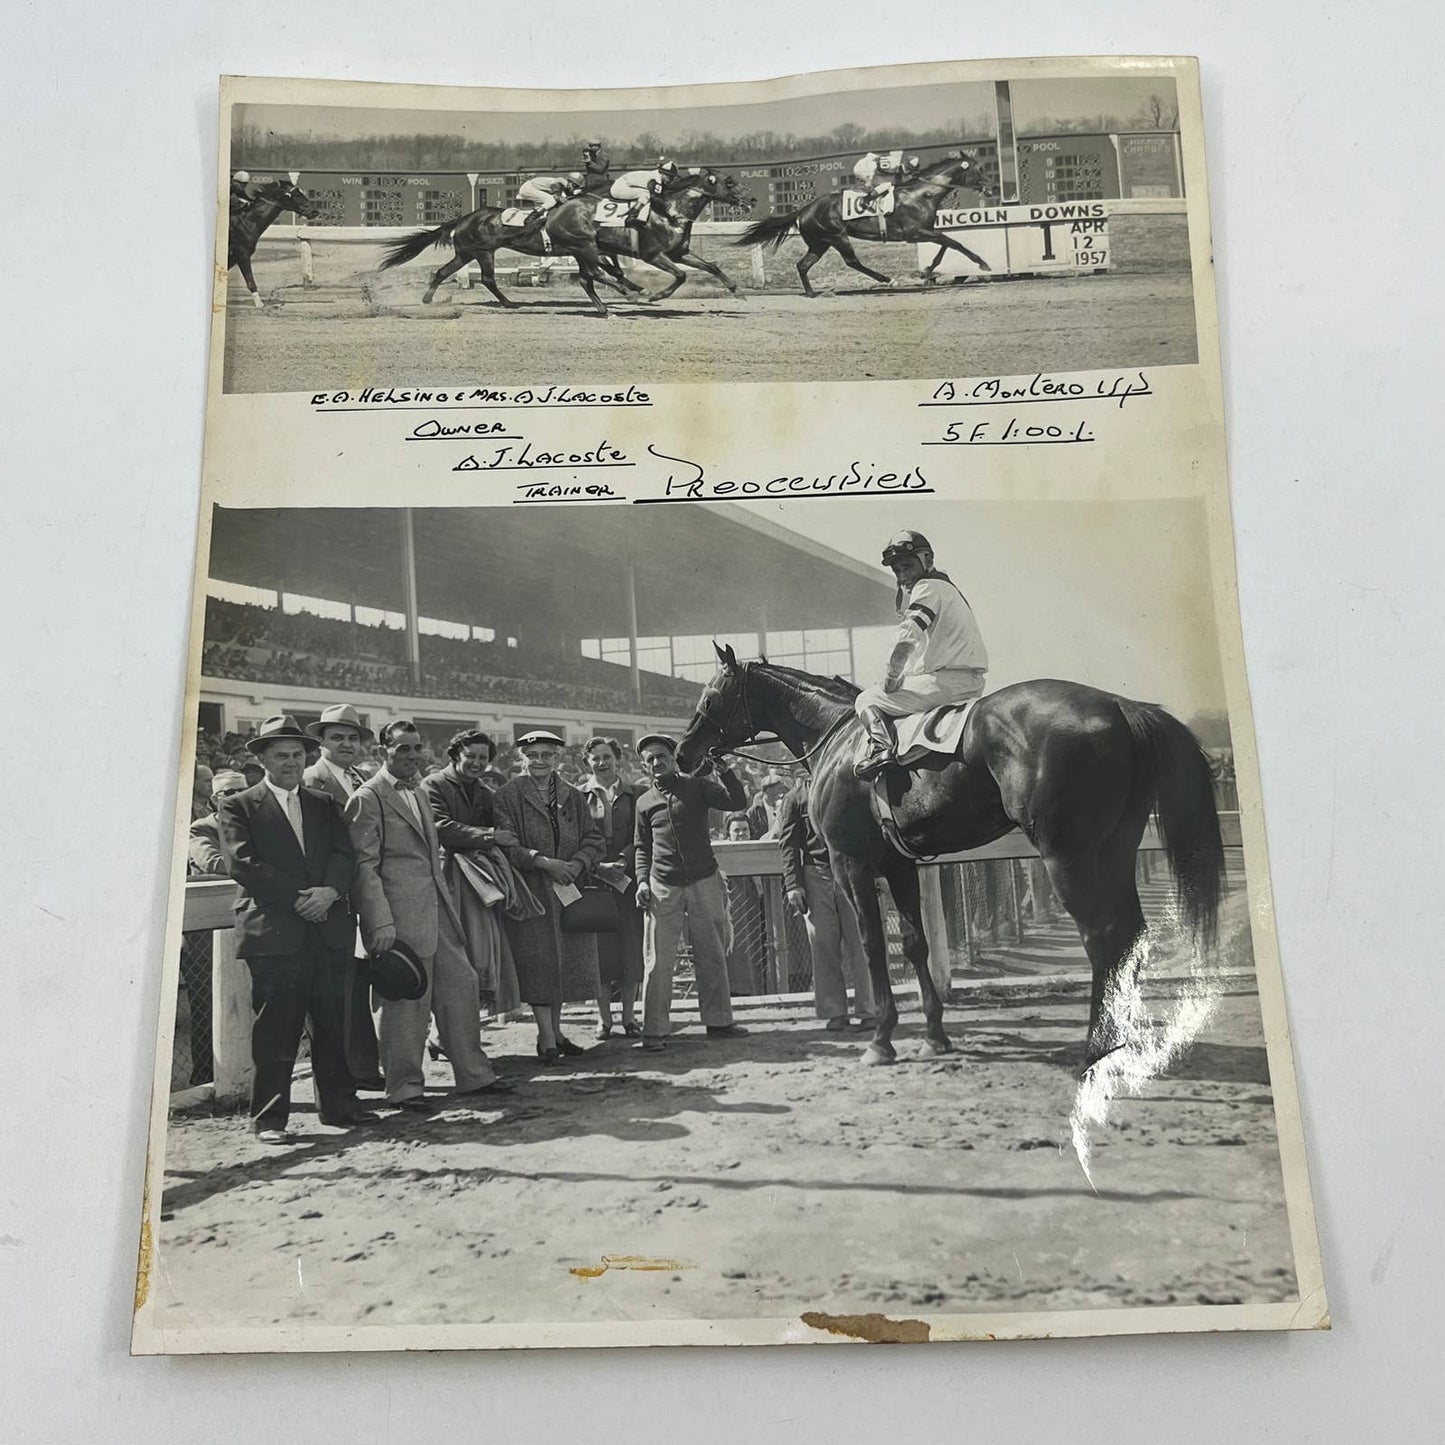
[138,491,1310,1348]
[220,71,1199,391]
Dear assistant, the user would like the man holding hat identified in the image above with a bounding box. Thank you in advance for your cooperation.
[303,704,383,1092]
[632,734,748,1051]
[216,715,375,1143]
[854,528,989,780]
[346,720,513,1111]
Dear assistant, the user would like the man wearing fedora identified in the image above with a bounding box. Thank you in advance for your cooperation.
[304,704,375,807]
[347,719,513,1111]
[216,715,377,1144]
[303,704,384,1092]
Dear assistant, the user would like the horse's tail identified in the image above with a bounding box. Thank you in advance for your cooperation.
[1117,698,1224,953]
[734,209,800,252]
[378,219,459,270]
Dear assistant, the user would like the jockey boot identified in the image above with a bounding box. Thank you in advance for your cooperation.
[854,704,899,780]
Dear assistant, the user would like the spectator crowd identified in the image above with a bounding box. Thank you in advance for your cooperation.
[200,598,700,714]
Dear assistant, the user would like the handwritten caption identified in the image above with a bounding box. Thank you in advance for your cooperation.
[920,369,1153,448]
[305,370,1153,503]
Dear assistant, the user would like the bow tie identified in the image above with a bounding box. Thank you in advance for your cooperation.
[392,778,418,792]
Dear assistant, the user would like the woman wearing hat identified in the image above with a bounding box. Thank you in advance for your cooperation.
[492,731,605,1063]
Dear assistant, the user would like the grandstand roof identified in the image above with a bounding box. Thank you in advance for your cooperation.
[208,505,897,640]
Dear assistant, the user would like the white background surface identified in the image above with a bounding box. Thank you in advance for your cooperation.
[3,2,1440,1438]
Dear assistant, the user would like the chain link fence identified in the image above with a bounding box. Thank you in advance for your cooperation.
[172,932,215,1091]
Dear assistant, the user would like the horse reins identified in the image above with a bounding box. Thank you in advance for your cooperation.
[701,662,855,772]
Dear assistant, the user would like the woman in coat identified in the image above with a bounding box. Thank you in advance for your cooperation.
[419,728,523,1019]
[579,736,645,1039]
[492,730,605,1063]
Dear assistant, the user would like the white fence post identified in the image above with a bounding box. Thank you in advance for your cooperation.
[299,238,314,286]
[210,928,253,1105]
[749,244,766,288]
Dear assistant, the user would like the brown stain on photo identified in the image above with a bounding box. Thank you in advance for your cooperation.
[570,1254,696,1281]
[134,1175,154,1311]
[801,1310,931,1344]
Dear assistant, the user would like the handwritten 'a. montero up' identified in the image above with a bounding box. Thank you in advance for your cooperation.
[308,384,651,411]
[923,371,1153,409]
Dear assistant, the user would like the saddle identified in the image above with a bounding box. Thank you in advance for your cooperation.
[593,199,632,227]
[841,186,896,222]
[860,699,979,861]
[500,206,538,227]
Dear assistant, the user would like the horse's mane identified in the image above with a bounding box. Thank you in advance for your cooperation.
[912,154,973,185]
[754,660,861,705]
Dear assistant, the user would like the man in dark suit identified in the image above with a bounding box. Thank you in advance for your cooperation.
[302,703,384,1092]
[217,714,378,1144]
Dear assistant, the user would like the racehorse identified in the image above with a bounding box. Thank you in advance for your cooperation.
[589,170,757,301]
[732,154,991,296]
[674,647,1224,1074]
[228,179,320,308]
[377,201,624,316]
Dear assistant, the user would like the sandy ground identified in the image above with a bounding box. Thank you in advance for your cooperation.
[150,959,1296,1335]
[220,236,1199,392]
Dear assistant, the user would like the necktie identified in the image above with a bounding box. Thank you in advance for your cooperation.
[346,766,366,789]
[284,790,305,849]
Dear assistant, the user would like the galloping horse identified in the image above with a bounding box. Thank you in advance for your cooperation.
[591,170,757,302]
[733,154,991,296]
[674,648,1224,1074]
[376,169,722,316]
[228,179,319,308]
[377,201,622,316]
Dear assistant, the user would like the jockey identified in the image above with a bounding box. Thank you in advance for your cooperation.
[516,173,581,212]
[581,140,611,188]
[229,170,260,216]
[609,159,679,225]
[853,529,989,780]
[852,150,901,211]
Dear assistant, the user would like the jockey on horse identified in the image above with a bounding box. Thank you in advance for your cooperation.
[852,150,920,212]
[854,529,989,779]
[515,172,585,249]
[610,157,681,227]
[229,170,261,216]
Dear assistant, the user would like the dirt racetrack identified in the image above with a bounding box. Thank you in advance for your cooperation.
[222,234,1200,392]
[150,964,1297,1338]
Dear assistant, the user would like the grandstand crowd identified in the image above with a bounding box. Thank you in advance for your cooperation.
[200,597,701,714]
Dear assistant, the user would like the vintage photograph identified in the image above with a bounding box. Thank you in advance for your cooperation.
[221,68,1196,391]
[139,496,1308,1347]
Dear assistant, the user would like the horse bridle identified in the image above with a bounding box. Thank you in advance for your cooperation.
[694,662,854,772]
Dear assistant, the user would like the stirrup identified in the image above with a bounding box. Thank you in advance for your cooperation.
[854,746,895,780]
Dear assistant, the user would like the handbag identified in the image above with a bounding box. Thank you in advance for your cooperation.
[559,885,620,934]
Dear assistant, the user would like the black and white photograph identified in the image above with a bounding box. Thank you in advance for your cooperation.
[221,66,1196,392]
[139,495,1315,1348]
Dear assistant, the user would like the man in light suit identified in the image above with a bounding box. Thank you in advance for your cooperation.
[346,720,514,1112]
[216,715,377,1143]
[303,703,383,1091]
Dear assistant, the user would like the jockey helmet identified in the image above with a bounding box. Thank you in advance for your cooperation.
[567,172,584,184]
[585,139,602,149]
[881,529,933,566]
[909,156,920,166]
[233,170,251,182]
